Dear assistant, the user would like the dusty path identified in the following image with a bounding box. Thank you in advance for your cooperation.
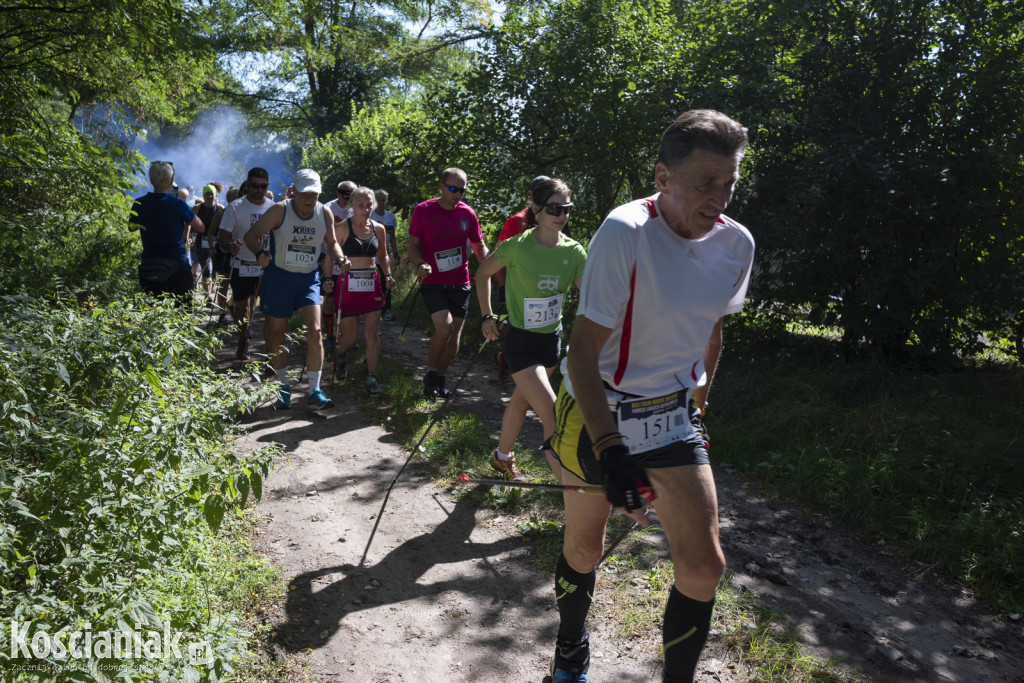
[224,315,1024,682]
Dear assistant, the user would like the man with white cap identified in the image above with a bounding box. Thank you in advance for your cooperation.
[246,169,350,409]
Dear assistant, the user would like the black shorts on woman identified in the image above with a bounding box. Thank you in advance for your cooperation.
[503,325,560,374]
[549,383,710,485]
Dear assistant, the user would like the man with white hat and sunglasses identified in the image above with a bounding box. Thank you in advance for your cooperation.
[246,168,350,409]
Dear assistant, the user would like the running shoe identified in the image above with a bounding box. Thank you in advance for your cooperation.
[236,336,250,361]
[423,370,439,400]
[435,374,451,400]
[274,383,291,410]
[545,633,590,683]
[491,449,526,482]
[324,337,335,351]
[218,312,228,325]
[382,309,394,321]
[307,387,334,409]
[495,351,511,383]
[335,354,348,381]
[366,374,382,395]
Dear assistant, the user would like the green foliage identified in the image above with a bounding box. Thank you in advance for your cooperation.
[203,0,492,139]
[303,98,434,212]
[0,0,221,300]
[0,294,277,680]
[424,0,698,237]
[712,0,1024,356]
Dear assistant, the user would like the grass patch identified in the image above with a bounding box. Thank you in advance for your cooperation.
[715,579,866,682]
[714,320,1024,613]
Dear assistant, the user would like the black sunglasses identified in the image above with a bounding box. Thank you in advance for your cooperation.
[446,185,467,195]
[249,182,269,190]
[542,202,573,217]
[338,190,353,197]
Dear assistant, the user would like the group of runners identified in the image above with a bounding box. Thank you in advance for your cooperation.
[130,109,755,683]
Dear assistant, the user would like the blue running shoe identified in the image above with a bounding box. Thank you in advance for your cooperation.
[275,382,291,410]
[307,387,334,409]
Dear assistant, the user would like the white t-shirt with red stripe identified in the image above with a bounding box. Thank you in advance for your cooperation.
[567,194,754,399]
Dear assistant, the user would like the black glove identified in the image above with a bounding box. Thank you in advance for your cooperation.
[599,443,655,511]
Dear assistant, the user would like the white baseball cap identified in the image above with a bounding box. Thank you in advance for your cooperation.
[292,168,322,194]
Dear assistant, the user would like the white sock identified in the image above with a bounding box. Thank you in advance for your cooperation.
[308,370,322,391]
[494,448,510,462]
[276,366,289,384]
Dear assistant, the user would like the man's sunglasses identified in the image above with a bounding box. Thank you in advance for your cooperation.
[542,202,573,217]
[338,190,353,197]
[249,182,269,190]
[446,185,467,195]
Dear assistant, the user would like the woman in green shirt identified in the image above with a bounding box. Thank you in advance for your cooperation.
[477,179,588,481]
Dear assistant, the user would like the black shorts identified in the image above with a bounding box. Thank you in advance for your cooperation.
[548,384,710,484]
[231,269,261,301]
[139,267,194,304]
[504,325,560,373]
[420,284,471,319]
[212,249,232,276]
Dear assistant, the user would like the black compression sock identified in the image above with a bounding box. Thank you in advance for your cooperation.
[554,552,595,643]
[662,585,715,683]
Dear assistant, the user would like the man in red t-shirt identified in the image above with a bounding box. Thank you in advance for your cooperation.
[493,175,549,383]
[407,167,489,399]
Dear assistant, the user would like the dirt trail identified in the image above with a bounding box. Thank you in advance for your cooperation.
[225,316,1024,682]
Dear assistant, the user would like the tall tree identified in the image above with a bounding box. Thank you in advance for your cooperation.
[713,0,1024,356]
[205,0,492,139]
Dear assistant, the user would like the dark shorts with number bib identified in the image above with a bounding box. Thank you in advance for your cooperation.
[335,269,385,317]
[420,283,472,319]
[259,264,320,318]
[504,325,561,373]
[548,383,710,485]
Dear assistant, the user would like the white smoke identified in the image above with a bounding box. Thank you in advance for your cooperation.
[133,105,297,203]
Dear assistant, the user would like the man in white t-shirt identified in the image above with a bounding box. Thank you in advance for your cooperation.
[218,167,273,360]
[546,110,755,683]
[325,179,356,222]
[322,179,356,349]
[373,189,399,320]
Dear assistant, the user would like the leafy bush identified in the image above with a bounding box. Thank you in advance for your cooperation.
[0,294,277,681]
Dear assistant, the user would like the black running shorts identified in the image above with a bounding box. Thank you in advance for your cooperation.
[231,269,261,301]
[548,384,710,485]
[503,325,560,373]
[420,284,471,319]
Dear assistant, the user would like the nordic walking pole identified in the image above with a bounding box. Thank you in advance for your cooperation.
[359,335,492,566]
[397,277,423,341]
[458,473,603,494]
[240,270,264,364]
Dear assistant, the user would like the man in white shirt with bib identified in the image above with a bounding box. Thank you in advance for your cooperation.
[546,110,755,683]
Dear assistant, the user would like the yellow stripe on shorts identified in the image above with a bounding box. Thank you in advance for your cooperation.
[549,383,589,482]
